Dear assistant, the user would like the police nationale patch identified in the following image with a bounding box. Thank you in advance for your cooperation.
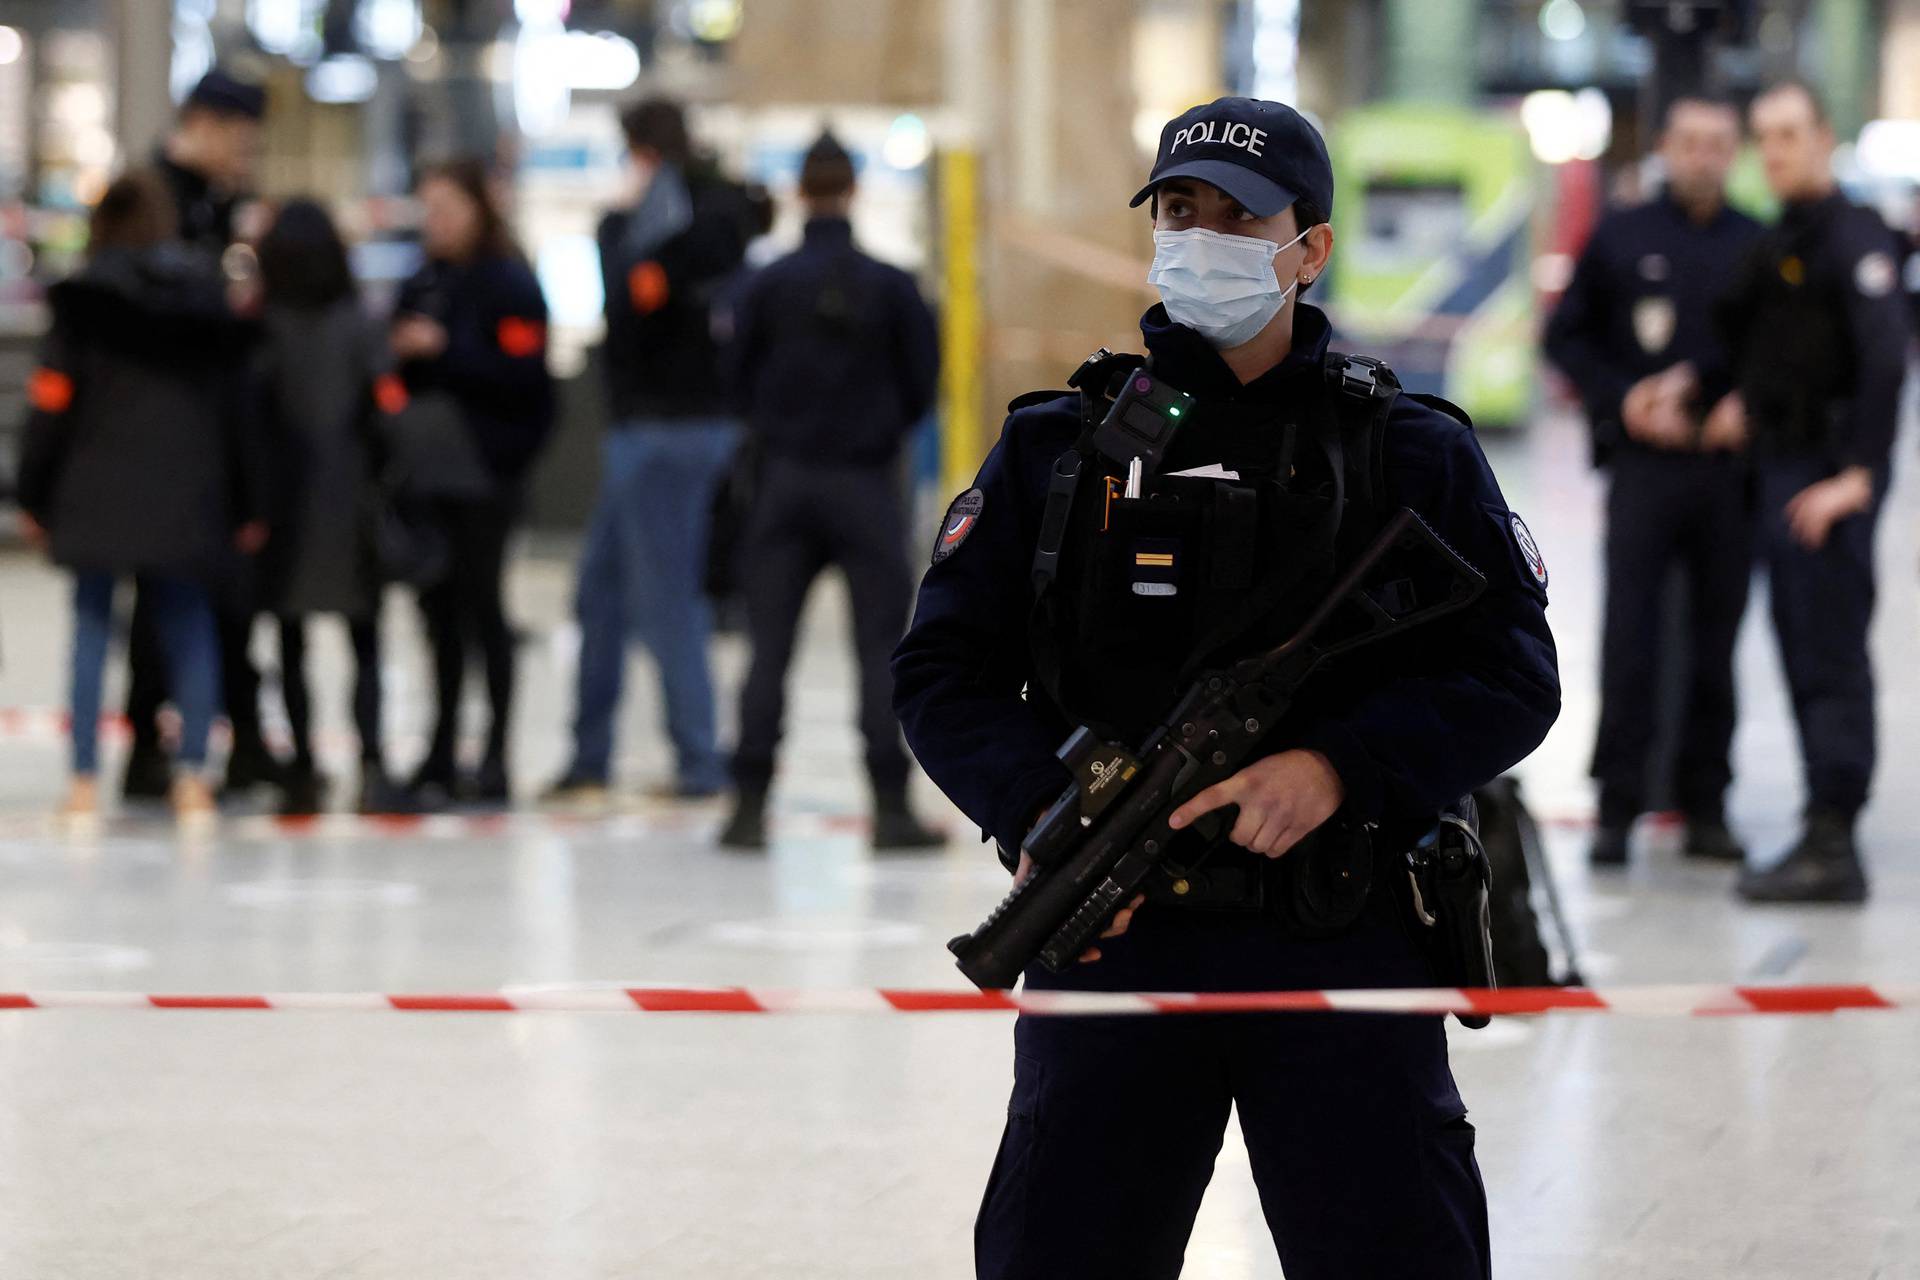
[1511,513,1548,589]
[932,488,985,565]
[1855,251,1896,298]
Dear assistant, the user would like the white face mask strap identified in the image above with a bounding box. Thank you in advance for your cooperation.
[1277,224,1313,285]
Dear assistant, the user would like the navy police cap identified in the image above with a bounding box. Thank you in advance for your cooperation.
[1130,96,1332,219]
[185,68,267,121]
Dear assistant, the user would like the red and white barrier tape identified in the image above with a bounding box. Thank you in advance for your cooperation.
[0,984,1913,1017]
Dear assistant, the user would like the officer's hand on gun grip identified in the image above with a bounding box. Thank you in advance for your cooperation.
[1784,467,1875,550]
[1165,750,1346,858]
[1012,851,1145,964]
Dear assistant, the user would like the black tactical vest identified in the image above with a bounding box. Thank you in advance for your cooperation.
[1025,350,1398,747]
[1742,216,1854,454]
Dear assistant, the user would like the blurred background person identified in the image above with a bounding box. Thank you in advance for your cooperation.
[1543,96,1761,869]
[126,67,277,804]
[543,98,754,806]
[252,198,400,816]
[717,132,942,852]
[1714,81,1913,904]
[14,171,263,824]
[155,68,265,255]
[391,159,555,808]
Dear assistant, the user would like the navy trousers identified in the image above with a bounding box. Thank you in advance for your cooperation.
[1756,457,1883,817]
[1589,450,1753,823]
[974,893,1490,1280]
[731,456,915,794]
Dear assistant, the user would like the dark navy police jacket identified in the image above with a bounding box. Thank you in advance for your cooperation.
[1543,191,1762,467]
[727,217,940,466]
[893,304,1561,858]
[1716,191,1913,476]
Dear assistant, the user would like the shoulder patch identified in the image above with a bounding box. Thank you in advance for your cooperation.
[1855,251,1896,298]
[932,488,985,565]
[1511,513,1548,590]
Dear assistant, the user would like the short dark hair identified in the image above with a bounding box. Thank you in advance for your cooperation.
[1145,188,1329,230]
[89,170,178,254]
[620,98,692,166]
[1755,79,1830,127]
[181,68,267,123]
[1665,93,1741,130]
[258,198,355,309]
[799,132,856,200]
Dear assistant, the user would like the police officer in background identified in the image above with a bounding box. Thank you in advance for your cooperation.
[717,132,943,851]
[894,97,1560,1278]
[1543,96,1761,867]
[155,70,265,256]
[124,68,277,802]
[1712,81,1912,904]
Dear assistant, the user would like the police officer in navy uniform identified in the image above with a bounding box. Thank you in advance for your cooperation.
[718,132,944,851]
[893,98,1559,1279]
[1543,96,1761,868]
[1711,82,1912,904]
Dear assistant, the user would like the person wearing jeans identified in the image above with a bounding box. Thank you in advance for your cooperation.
[70,575,218,782]
[569,420,739,795]
[16,170,263,822]
[546,97,756,803]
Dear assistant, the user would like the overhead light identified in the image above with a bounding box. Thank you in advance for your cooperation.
[883,114,931,170]
[246,0,323,57]
[356,0,422,61]
[1540,0,1587,43]
[687,0,744,43]
[307,53,379,104]
[1248,0,1301,104]
[1521,87,1611,165]
[0,26,23,66]
[406,24,440,65]
[1856,119,1920,181]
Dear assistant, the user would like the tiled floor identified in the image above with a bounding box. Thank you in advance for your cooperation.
[0,406,1914,1278]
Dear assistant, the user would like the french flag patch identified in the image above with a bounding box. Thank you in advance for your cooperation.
[932,488,985,565]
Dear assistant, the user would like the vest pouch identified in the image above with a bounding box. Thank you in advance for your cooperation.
[1080,487,1206,648]
[1266,812,1374,938]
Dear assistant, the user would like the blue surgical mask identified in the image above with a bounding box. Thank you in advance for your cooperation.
[1147,225,1311,349]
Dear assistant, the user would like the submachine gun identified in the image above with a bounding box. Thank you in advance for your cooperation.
[949,508,1487,992]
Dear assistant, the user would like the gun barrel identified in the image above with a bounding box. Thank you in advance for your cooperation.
[949,749,1186,990]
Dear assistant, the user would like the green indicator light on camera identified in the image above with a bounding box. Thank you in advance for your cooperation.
[1169,406,1182,417]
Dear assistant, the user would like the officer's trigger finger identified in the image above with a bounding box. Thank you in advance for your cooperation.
[1169,780,1239,830]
